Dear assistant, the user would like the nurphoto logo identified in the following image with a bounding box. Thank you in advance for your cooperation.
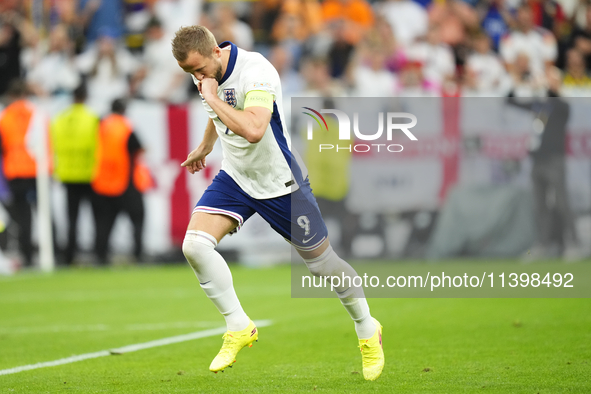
[302,107,418,153]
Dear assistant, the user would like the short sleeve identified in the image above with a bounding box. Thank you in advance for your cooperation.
[242,61,277,98]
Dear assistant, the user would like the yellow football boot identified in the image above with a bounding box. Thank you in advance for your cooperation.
[359,318,384,380]
[209,320,258,373]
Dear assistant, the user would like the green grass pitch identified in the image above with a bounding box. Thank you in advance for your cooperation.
[0,263,590,393]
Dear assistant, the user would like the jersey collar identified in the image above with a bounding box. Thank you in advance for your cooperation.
[219,41,237,85]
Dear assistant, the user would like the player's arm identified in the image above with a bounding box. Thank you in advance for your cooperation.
[200,78,272,144]
[181,117,218,174]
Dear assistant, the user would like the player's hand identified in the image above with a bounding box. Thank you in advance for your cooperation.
[199,78,219,101]
[181,146,211,174]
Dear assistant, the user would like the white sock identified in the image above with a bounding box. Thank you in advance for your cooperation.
[304,245,377,339]
[182,230,250,331]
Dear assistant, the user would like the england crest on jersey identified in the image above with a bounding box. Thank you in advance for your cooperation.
[224,88,237,107]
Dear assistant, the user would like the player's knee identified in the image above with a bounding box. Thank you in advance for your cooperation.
[306,260,329,277]
[303,245,344,277]
[182,230,218,268]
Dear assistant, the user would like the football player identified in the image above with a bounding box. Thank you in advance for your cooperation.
[172,25,384,380]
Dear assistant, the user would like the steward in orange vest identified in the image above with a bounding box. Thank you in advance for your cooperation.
[0,80,40,266]
[92,99,153,264]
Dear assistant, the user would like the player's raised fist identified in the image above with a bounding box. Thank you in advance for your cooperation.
[200,78,218,100]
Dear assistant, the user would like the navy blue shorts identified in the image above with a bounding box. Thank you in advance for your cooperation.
[193,170,328,251]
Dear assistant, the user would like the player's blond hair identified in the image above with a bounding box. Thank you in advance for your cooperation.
[171,25,217,62]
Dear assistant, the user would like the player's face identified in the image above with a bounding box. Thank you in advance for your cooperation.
[178,48,223,83]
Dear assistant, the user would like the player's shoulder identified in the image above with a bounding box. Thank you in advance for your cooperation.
[237,47,275,72]
[235,48,279,88]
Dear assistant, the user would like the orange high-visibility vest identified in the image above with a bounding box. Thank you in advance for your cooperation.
[133,160,154,193]
[92,114,133,197]
[0,100,37,180]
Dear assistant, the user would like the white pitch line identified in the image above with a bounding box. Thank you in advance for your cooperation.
[0,321,222,335]
[0,324,110,335]
[0,319,272,376]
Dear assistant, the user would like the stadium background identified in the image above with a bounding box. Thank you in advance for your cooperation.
[2,0,591,265]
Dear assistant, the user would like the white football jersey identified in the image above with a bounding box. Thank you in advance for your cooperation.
[499,28,557,75]
[193,41,306,199]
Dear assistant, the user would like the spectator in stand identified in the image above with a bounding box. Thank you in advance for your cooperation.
[528,0,567,34]
[78,0,125,44]
[270,0,323,64]
[92,99,151,264]
[500,4,557,77]
[268,44,303,98]
[569,4,591,70]
[326,23,356,79]
[527,0,571,69]
[0,80,42,266]
[376,0,428,49]
[76,29,139,115]
[27,25,81,97]
[19,20,43,75]
[351,33,398,97]
[477,0,514,51]
[509,52,548,96]
[274,0,323,42]
[135,17,188,103]
[464,31,510,96]
[270,10,307,62]
[562,48,591,96]
[571,0,591,31]
[52,0,88,54]
[428,0,480,64]
[319,0,374,79]
[406,25,456,92]
[322,0,374,46]
[50,84,99,265]
[123,0,152,54]
[250,0,283,45]
[209,4,254,51]
[367,13,407,74]
[396,60,439,96]
[268,44,303,122]
[0,13,22,97]
[299,56,347,97]
[152,0,202,39]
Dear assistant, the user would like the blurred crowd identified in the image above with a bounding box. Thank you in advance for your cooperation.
[1,0,590,268]
[0,79,151,269]
[1,0,591,113]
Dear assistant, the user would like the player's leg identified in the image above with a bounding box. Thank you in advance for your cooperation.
[182,171,261,372]
[281,181,377,339]
[65,183,82,264]
[297,238,384,380]
[183,211,250,331]
[257,180,384,380]
[94,195,118,265]
[7,179,34,267]
[122,188,144,260]
[297,239,377,338]
[183,211,258,372]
